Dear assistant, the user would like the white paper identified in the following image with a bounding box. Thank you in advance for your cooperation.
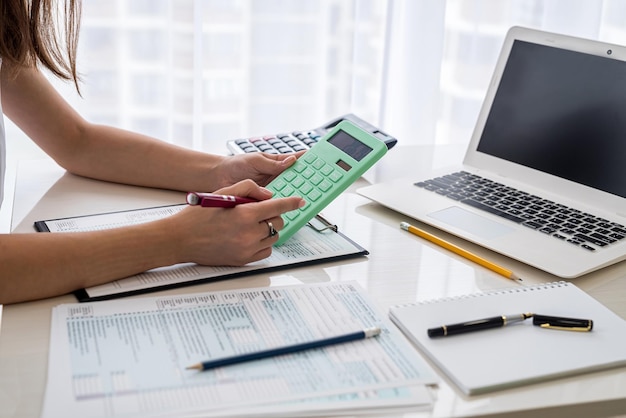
[40,205,185,232]
[207,385,435,417]
[42,282,437,417]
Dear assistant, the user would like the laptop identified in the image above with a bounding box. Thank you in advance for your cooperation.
[357,26,626,278]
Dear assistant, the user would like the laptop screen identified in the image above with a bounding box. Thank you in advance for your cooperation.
[477,40,626,199]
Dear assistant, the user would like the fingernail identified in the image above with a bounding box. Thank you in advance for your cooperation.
[298,198,306,208]
[282,155,296,165]
[260,187,273,197]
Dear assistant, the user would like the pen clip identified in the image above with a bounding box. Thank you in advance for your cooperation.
[538,323,593,332]
[307,213,338,233]
[533,314,593,332]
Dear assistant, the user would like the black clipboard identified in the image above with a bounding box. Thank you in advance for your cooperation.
[35,205,368,302]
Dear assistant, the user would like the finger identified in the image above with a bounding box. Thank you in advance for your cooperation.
[264,150,304,162]
[260,219,279,241]
[253,196,305,222]
[247,246,274,263]
[215,179,272,201]
[260,215,285,239]
[258,152,299,173]
[268,215,285,230]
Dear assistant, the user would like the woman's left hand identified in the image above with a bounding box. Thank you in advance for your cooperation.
[213,151,305,189]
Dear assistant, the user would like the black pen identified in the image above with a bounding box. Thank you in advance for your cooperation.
[532,314,593,331]
[187,327,381,371]
[428,313,533,338]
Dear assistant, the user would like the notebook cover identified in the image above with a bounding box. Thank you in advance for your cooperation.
[389,282,626,395]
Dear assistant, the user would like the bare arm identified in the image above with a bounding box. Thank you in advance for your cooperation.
[1,63,299,191]
[0,65,305,304]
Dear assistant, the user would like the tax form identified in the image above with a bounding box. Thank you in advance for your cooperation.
[42,282,437,417]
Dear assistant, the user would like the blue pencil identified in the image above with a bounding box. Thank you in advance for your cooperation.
[186,327,381,371]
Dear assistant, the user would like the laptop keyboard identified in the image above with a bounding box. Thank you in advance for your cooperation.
[415,171,626,252]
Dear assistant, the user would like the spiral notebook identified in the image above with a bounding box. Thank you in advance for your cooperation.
[389,282,626,395]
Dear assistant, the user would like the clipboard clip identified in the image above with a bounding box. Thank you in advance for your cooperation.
[307,213,338,233]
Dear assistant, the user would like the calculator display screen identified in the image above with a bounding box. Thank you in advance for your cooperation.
[327,130,373,161]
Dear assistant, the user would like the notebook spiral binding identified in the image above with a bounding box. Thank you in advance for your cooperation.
[393,281,569,308]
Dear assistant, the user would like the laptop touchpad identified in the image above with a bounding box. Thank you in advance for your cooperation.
[428,206,513,240]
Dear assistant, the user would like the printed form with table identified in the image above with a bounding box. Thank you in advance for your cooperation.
[3,25,626,418]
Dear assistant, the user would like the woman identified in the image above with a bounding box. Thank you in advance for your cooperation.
[0,0,305,304]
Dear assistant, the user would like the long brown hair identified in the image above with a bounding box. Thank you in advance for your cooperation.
[0,0,81,90]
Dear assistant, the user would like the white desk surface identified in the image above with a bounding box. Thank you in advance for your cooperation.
[1,146,626,418]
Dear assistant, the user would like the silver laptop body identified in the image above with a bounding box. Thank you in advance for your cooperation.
[358,26,626,278]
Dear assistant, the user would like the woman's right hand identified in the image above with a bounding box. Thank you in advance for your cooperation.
[164,179,305,266]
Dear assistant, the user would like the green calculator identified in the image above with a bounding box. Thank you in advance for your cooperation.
[267,120,388,245]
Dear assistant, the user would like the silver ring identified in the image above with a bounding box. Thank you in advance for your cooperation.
[265,220,277,238]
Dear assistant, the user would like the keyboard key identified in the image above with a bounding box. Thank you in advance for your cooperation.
[413,171,624,252]
[574,233,608,247]
[523,221,543,229]
[462,198,525,223]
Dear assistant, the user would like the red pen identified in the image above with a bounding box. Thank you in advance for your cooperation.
[186,192,258,208]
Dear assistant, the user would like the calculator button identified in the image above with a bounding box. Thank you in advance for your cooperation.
[291,176,305,188]
[240,144,256,151]
[300,183,313,195]
[292,161,307,173]
[309,173,323,185]
[300,200,311,211]
[283,171,297,182]
[307,189,322,201]
[285,210,300,220]
[271,178,287,191]
[302,167,315,179]
[312,159,325,170]
[303,153,318,164]
[320,165,333,176]
[282,185,295,196]
[328,171,344,182]
[230,125,332,155]
[318,179,332,192]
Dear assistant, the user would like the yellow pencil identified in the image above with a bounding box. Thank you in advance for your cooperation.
[400,222,522,281]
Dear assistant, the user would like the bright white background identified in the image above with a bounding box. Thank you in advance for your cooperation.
[3,0,626,231]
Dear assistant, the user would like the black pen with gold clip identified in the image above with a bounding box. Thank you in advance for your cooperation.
[428,313,533,338]
[428,313,593,338]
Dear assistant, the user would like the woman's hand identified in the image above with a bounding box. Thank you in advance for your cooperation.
[212,151,305,189]
[166,179,305,266]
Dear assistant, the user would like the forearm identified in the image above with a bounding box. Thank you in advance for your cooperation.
[59,123,228,192]
[2,64,229,193]
[0,219,181,304]
[0,181,305,305]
